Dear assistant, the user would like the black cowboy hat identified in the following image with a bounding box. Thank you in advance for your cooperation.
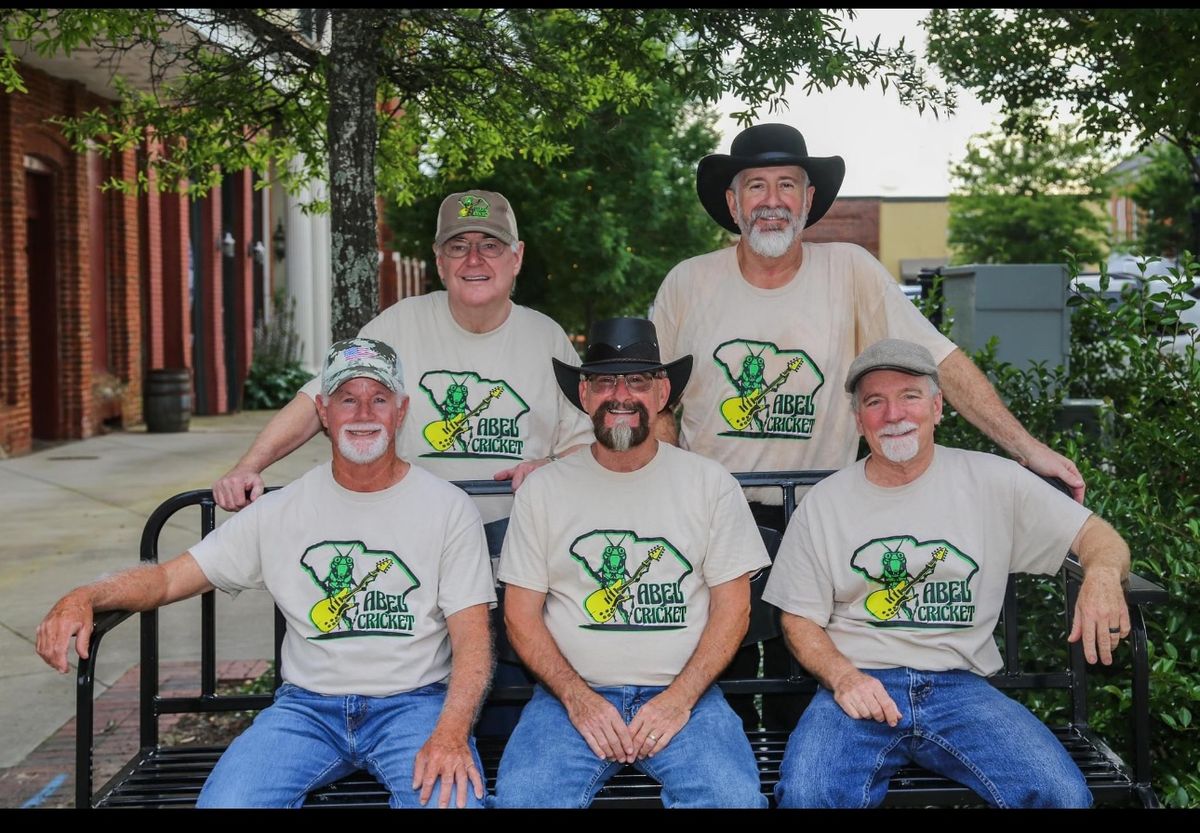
[696,123,846,234]
[552,318,693,412]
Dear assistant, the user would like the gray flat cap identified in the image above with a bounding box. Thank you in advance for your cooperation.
[845,339,939,393]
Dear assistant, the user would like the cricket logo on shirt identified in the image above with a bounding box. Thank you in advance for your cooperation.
[418,370,530,459]
[851,536,979,628]
[300,541,420,639]
[570,531,693,631]
[713,340,824,438]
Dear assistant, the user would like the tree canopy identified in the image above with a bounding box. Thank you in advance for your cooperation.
[1127,143,1199,259]
[925,9,1200,254]
[946,116,1112,265]
[3,9,953,336]
[388,84,726,339]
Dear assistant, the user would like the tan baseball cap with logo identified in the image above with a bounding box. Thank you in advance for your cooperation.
[434,190,519,246]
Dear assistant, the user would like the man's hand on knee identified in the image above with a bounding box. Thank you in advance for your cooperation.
[213,467,265,511]
[831,669,902,726]
[412,728,484,808]
[628,690,691,759]
[564,688,635,763]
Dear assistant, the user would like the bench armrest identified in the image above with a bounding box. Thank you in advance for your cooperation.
[1061,555,1168,606]
[74,608,137,807]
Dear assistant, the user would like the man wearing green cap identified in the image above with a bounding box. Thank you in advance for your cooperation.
[215,190,591,523]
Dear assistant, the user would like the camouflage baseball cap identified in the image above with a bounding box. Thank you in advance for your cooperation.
[321,338,405,397]
[434,190,519,246]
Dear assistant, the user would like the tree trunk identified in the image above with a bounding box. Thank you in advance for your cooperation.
[327,11,384,340]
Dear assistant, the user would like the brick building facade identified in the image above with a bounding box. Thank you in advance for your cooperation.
[2,59,426,457]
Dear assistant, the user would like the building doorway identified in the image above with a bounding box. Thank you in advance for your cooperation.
[24,159,61,441]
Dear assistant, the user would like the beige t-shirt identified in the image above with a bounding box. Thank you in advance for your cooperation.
[191,462,497,696]
[497,442,771,687]
[652,243,956,500]
[301,292,593,521]
[762,446,1092,677]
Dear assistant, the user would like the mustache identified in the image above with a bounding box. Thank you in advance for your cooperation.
[751,206,793,222]
[601,399,643,414]
[877,421,918,437]
[341,422,385,434]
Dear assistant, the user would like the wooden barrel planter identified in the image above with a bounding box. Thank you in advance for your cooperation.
[143,369,193,433]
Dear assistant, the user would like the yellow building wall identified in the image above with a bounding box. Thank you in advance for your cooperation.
[878,199,950,281]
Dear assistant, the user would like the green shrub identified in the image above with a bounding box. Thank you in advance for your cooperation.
[930,257,1200,806]
[243,291,312,410]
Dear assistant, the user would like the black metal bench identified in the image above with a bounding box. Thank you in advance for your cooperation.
[74,473,1166,808]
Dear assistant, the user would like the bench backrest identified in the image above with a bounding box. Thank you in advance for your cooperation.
[132,470,1095,750]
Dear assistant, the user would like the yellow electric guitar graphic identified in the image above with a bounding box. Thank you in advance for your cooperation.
[422,386,504,452]
[309,559,393,633]
[584,545,665,624]
[720,357,804,431]
[865,547,948,621]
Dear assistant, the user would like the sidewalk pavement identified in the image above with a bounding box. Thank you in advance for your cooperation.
[0,411,329,808]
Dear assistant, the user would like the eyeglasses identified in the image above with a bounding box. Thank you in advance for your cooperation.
[585,372,659,393]
[441,238,508,259]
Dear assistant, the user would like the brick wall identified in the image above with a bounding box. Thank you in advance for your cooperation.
[804,197,881,258]
[0,65,188,456]
[0,64,117,453]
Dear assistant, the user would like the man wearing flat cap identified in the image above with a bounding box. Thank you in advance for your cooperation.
[762,338,1130,808]
[650,122,1088,728]
[492,318,770,808]
[214,189,591,523]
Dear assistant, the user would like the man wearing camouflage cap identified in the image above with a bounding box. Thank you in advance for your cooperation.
[38,338,497,808]
[215,190,591,523]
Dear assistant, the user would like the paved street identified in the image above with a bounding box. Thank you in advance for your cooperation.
[0,411,329,805]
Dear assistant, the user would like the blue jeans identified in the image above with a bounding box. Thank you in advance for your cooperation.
[492,684,767,808]
[775,668,1092,809]
[197,682,484,809]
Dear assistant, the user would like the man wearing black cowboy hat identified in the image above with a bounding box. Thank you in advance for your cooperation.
[492,318,770,808]
[650,122,1087,731]
[653,123,1084,517]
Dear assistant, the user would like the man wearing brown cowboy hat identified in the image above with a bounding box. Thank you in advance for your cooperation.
[492,317,770,808]
[650,123,1087,728]
[214,190,591,523]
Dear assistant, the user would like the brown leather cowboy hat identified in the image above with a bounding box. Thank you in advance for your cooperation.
[697,123,845,233]
[552,318,692,412]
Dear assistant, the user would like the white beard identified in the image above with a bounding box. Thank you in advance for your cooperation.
[337,423,390,464]
[877,421,920,463]
[736,202,807,259]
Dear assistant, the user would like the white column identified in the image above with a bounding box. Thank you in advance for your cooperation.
[310,177,332,362]
[287,179,316,373]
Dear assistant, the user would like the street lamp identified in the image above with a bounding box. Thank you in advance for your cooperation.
[272,219,287,262]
